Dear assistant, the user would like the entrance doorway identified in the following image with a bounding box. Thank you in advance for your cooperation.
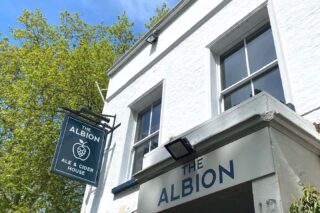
[160,182,254,213]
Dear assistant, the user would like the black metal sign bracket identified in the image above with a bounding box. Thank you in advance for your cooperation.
[59,107,121,133]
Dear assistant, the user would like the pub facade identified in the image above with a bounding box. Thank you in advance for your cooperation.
[81,0,320,212]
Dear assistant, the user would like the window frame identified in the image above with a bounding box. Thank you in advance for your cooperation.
[219,24,284,111]
[131,99,161,175]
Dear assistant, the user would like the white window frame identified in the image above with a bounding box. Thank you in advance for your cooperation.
[125,83,163,178]
[131,100,161,175]
[133,100,161,149]
[123,82,165,180]
[219,25,281,110]
[207,6,293,115]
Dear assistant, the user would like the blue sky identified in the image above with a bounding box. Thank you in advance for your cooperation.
[0,0,179,42]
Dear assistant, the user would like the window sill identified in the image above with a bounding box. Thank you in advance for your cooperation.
[111,178,139,195]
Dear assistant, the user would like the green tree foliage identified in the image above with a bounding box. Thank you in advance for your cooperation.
[108,12,135,54]
[145,3,170,30]
[0,9,134,212]
[290,186,320,213]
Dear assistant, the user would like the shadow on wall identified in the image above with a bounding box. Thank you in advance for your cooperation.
[83,142,116,212]
[150,40,158,55]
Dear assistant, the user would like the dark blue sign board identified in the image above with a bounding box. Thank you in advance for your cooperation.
[51,114,108,186]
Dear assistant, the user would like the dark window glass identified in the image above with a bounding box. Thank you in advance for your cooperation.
[132,144,145,174]
[221,25,285,111]
[247,28,277,73]
[150,102,161,133]
[221,45,248,89]
[137,109,151,141]
[133,136,159,175]
[253,66,285,103]
[150,136,158,151]
[133,101,161,174]
[224,83,251,110]
[143,141,150,155]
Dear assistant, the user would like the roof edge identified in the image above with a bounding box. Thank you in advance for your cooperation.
[107,0,196,77]
[134,93,320,183]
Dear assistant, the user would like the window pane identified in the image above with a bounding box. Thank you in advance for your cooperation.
[150,136,158,151]
[137,109,151,141]
[143,141,150,154]
[224,83,251,110]
[132,142,150,174]
[132,145,144,174]
[253,66,285,103]
[221,45,248,89]
[247,28,277,73]
[151,102,161,133]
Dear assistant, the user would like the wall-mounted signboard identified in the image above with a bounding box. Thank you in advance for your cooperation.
[138,128,275,212]
[51,114,108,186]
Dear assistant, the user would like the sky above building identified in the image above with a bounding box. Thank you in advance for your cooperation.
[0,0,179,42]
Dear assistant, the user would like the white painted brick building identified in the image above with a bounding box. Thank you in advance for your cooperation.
[81,0,320,212]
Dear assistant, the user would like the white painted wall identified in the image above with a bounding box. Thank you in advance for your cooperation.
[270,127,320,211]
[269,0,320,119]
[252,175,283,213]
[82,0,320,212]
[106,0,227,98]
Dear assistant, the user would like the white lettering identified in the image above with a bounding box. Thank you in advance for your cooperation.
[68,126,101,143]
[67,166,85,176]
[79,164,94,173]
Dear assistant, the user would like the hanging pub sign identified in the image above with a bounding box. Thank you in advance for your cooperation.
[51,114,108,186]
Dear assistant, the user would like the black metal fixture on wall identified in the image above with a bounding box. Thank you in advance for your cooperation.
[165,137,194,160]
[59,106,120,132]
[146,31,159,44]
